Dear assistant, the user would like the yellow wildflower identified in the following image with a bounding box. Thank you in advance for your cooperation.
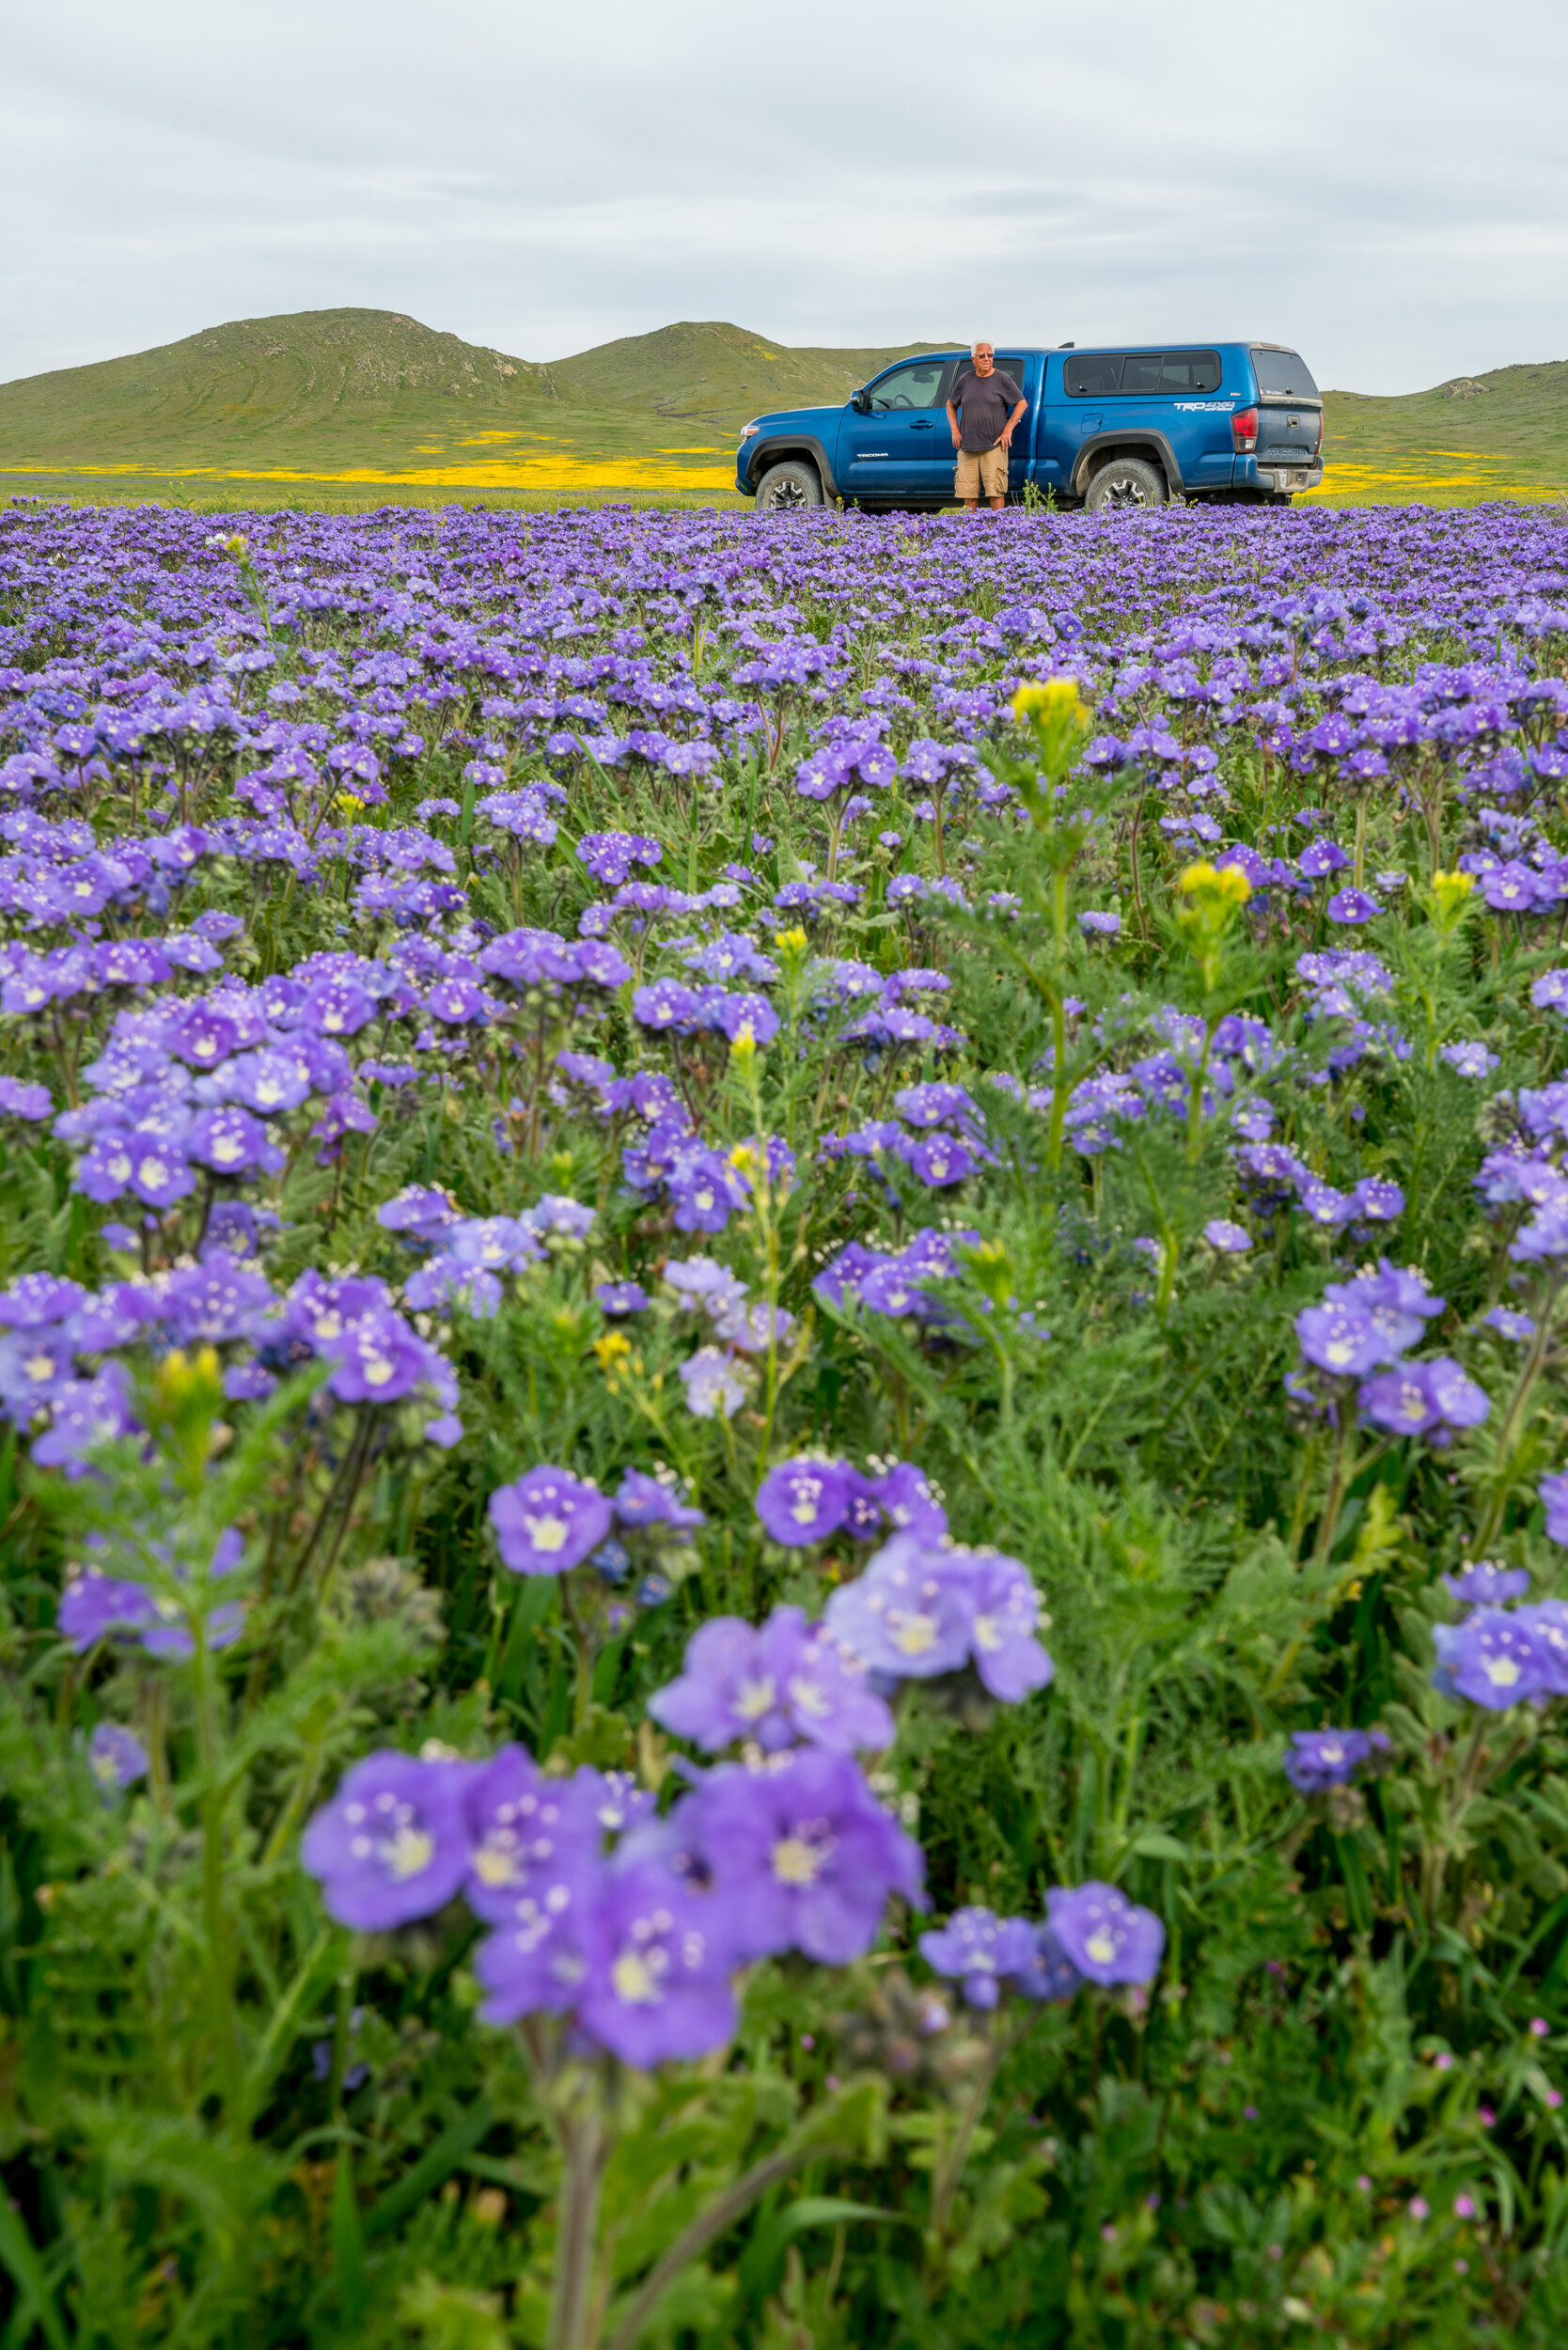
[592,1331,632,1376]
[1011,677,1086,726]
[1179,861,1251,907]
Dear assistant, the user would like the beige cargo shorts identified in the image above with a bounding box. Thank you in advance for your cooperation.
[954,445,1009,499]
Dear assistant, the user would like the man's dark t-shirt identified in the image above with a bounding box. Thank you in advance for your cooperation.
[951,368,1024,452]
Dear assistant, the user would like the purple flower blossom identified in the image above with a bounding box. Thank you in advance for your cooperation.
[1541,1471,1568,1545]
[489,1468,613,1575]
[1204,1218,1252,1253]
[1283,1727,1389,1792]
[918,1906,1040,2009]
[873,1463,949,1539]
[1044,1883,1165,1986]
[755,1459,854,1546]
[1295,1300,1398,1378]
[571,1858,738,2065]
[0,1076,53,1121]
[686,1749,924,1964]
[1434,1608,1555,1709]
[650,1606,894,1754]
[1325,887,1382,925]
[824,1534,1053,1702]
[87,1720,149,1795]
[596,1279,649,1317]
[612,1468,704,1530]
[463,1745,601,1922]
[1444,1561,1530,1606]
[302,1750,474,1929]
[678,1346,746,1419]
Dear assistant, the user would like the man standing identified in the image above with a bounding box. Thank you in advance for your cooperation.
[946,342,1027,513]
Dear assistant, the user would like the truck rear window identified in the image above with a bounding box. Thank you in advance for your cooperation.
[1251,348,1320,400]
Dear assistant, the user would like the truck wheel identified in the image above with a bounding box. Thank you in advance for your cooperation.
[756,460,823,512]
[1084,456,1167,513]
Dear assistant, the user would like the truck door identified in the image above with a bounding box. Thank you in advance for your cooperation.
[837,356,954,501]
[946,353,1032,499]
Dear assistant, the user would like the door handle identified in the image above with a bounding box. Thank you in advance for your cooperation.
[911,419,934,431]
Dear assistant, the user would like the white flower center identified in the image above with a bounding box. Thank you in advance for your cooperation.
[612,1950,660,2004]
[733,1675,776,1721]
[893,1613,937,1656]
[1085,1927,1118,1966]
[385,1825,433,1880]
[526,1512,569,1553]
[772,1835,822,1887]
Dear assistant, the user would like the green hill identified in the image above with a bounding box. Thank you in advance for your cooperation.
[0,307,1563,508]
[1317,357,1568,502]
[0,309,955,504]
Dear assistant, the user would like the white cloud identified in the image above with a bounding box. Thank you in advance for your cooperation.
[2,0,1564,394]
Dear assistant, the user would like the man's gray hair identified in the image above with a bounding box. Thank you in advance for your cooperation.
[970,339,994,356]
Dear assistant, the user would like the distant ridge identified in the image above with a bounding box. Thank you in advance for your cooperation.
[0,308,957,477]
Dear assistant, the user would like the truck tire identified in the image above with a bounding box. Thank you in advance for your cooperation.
[1084,455,1167,513]
[755,460,823,512]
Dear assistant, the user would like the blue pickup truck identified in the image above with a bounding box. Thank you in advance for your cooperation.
[735,341,1324,513]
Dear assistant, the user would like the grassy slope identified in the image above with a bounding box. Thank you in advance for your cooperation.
[1,309,1563,508]
[0,310,953,504]
[1319,358,1568,503]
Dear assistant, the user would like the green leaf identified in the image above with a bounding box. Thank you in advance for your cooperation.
[364,2100,494,2239]
[0,2197,69,2350]
[332,2139,368,2332]
[1128,1829,1191,1863]
[736,2196,906,2303]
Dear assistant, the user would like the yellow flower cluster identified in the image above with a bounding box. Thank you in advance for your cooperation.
[1179,860,1252,907]
[1010,677,1088,726]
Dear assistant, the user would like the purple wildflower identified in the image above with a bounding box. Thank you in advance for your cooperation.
[1044,1883,1165,1986]
[302,1750,474,1930]
[918,1906,1040,2009]
[650,1606,894,1755]
[686,1749,924,1964]
[489,1468,613,1575]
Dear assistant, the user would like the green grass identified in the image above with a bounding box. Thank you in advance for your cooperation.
[2,307,1564,509]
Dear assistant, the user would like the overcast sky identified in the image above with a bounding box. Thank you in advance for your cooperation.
[4,0,1564,396]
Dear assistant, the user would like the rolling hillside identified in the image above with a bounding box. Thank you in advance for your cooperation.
[0,308,1563,508]
[0,311,954,503]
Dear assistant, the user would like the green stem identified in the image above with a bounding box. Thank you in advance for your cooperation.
[930,2041,1000,2233]
[1473,1290,1560,1551]
[547,2103,606,2350]
[192,1623,241,2120]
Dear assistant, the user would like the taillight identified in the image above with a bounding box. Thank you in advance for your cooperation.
[1314,409,1325,455]
[1231,407,1259,452]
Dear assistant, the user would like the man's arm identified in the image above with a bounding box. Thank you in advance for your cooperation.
[998,394,1027,449]
[946,396,962,449]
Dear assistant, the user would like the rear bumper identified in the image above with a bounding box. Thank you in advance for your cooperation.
[1235,455,1324,494]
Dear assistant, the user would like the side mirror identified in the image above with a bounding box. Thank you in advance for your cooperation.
[851,387,870,415]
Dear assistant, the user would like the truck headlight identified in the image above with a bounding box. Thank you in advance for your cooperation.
[739,421,760,443]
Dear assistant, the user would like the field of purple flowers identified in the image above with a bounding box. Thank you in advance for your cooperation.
[2,492,1568,2347]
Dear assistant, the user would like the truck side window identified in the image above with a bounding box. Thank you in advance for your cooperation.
[1063,353,1123,397]
[866,361,949,413]
[1121,352,1166,396]
[1159,352,1224,393]
[959,354,1029,397]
